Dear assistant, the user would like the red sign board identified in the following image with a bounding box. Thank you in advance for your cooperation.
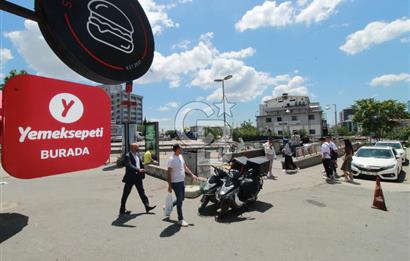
[1,75,111,179]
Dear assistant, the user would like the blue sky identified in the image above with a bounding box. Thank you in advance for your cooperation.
[1,0,409,131]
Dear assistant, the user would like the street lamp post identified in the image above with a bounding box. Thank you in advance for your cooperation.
[325,104,338,140]
[285,109,290,137]
[214,75,233,134]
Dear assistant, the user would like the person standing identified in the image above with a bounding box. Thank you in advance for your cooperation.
[263,137,277,179]
[166,144,199,227]
[341,139,354,182]
[283,139,298,171]
[119,143,156,215]
[328,137,339,177]
[320,137,333,181]
[144,144,158,165]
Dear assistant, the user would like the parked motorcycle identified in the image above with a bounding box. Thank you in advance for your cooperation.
[216,159,265,218]
[198,166,228,213]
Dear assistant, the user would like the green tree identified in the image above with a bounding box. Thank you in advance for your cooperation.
[204,127,222,140]
[329,126,352,136]
[3,69,28,84]
[232,120,260,141]
[352,99,409,138]
[298,128,307,138]
[165,130,177,139]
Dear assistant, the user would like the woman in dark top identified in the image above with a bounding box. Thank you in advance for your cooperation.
[341,139,354,182]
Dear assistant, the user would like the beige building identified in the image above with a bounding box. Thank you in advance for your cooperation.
[256,93,325,138]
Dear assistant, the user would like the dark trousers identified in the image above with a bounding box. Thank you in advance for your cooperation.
[172,182,185,221]
[284,155,297,170]
[322,159,333,178]
[120,179,149,212]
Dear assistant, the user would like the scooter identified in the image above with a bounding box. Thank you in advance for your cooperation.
[198,166,228,213]
[217,166,264,217]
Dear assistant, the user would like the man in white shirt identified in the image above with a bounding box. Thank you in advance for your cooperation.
[327,136,339,177]
[263,137,277,179]
[166,144,199,227]
[320,137,333,180]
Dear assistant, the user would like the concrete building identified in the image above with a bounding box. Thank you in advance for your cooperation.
[256,93,324,138]
[339,107,358,133]
[99,84,143,125]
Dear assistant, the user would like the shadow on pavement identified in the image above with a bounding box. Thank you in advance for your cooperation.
[103,165,119,171]
[159,218,194,237]
[0,213,29,244]
[306,199,326,207]
[111,212,148,228]
[215,201,273,224]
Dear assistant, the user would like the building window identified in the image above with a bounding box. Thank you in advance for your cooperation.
[278,130,283,135]
[309,129,316,135]
[292,116,298,121]
[266,118,272,123]
[277,117,282,122]
[308,114,315,120]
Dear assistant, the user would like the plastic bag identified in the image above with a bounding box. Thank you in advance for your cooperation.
[164,193,173,217]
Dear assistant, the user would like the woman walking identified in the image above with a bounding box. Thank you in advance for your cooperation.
[341,139,354,182]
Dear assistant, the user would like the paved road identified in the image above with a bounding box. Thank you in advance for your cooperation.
[0,158,409,261]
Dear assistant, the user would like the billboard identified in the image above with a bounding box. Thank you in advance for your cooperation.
[1,75,111,179]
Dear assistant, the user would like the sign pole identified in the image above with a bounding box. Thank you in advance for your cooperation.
[123,81,133,154]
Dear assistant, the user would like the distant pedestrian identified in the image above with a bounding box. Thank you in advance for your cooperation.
[282,139,298,171]
[327,137,339,177]
[144,143,158,165]
[166,144,199,227]
[341,139,354,182]
[320,137,333,181]
[119,143,156,215]
[264,137,277,179]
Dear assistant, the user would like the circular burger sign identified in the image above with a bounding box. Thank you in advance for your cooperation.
[35,0,154,84]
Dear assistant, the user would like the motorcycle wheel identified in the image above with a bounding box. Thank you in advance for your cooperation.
[218,200,230,217]
[198,195,209,213]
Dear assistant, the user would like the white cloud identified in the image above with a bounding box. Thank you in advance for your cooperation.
[0,48,13,78]
[235,0,344,32]
[159,102,179,111]
[138,33,311,102]
[370,73,410,87]
[171,40,191,50]
[340,18,410,55]
[4,20,90,83]
[400,37,410,43]
[295,0,342,25]
[139,0,180,35]
[261,74,310,102]
[220,47,256,59]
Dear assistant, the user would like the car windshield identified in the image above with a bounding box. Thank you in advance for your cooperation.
[375,142,402,149]
[355,148,394,159]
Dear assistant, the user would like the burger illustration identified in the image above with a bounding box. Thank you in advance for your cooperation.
[87,0,135,54]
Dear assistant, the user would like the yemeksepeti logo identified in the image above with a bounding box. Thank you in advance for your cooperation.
[49,93,84,123]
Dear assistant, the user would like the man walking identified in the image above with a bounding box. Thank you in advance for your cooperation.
[320,137,334,181]
[263,137,277,179]
[119,143,156,215]
[166,144,199,227]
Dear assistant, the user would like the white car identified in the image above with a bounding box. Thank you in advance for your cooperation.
[375,140,407,164]
[351,146,402,181]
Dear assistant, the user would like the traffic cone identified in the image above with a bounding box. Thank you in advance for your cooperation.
[372,177,387,211]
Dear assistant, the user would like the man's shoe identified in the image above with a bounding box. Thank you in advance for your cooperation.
[178,220,189,227]
[145,205,157,213]
[119,210,131,215]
